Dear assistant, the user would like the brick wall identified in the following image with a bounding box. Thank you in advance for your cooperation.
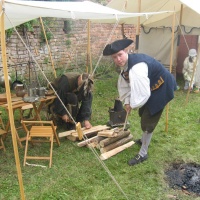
[0,18,136,83]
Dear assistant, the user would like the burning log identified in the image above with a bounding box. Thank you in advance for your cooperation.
[99,130,130,147]
[100,134,133,153]
[100,141,134,160]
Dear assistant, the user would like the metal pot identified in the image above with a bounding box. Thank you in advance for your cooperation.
[15,84,26,97]
[28,87,38,97]
[0,75,12,88]
[11,69,23,90]
[37,87,46,97]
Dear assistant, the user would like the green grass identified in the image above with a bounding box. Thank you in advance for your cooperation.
[0,69,200,200]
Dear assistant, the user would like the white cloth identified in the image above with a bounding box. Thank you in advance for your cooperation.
[182,56,197,84]
[118,62,150,109]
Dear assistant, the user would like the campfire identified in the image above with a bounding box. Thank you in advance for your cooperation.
[165,162,200,196]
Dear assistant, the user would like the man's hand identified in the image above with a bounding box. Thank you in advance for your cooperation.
[125,104,132,114]
[62,114,70,122]
[84,120,92,129]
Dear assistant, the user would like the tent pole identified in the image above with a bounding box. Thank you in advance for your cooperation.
[39,17,57,78]
[86,20,92,74]
[135,0,141,53]
[0,1,25,199]
[165,10,176,133]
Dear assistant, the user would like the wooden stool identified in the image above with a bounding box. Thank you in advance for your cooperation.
[21,120,60,168]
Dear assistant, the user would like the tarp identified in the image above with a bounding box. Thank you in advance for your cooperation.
[105,0,200,28]
[2,0,171,31]
[104,0,200,72]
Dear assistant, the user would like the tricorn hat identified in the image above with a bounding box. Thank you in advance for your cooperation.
[103,39,133,56]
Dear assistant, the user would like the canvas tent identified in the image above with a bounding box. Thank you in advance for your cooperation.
[1,0,172,31]
[104,0,200,73]
[0,1,173,199]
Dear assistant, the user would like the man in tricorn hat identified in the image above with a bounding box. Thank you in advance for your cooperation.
[103,39,177,166]
[50,72,93,130]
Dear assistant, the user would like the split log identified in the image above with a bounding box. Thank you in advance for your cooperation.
[58,125,110,141]
[77,136,105,147]
[99,130,130,147]
[100,141,135,160]
[100,134,133,153]
[98,130,118,137]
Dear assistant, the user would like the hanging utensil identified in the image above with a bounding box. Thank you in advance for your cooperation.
[11,67,23,90]
[24,28,41,87]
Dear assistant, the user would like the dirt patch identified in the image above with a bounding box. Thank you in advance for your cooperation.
[165,162,200,196]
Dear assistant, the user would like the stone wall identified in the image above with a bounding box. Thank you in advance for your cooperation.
[0,18,136,84]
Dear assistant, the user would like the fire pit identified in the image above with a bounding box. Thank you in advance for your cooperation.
[165,162,200,196]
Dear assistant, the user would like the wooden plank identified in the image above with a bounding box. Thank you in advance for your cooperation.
[100,141,135,160]
[77,135,105,147]
[58,125,110,138]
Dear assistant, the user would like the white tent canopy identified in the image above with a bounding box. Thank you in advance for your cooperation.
[105,0,200,71]
[2,0,171,31]
[106,0,200,28]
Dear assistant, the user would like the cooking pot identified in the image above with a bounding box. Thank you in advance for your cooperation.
[11,69,23,90]
[15,84,26,97]
[0,75,12,88]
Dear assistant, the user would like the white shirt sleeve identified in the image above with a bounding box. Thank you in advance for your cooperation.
[118,73,131,105]
[129,62,151,109]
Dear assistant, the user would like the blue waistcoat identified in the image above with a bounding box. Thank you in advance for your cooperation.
[128,53,177,115]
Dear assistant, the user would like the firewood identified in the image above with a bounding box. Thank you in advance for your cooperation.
[100,141,135,160]
[58,125,110,141]
[77,136,104,147]
[99,130,130,147]
[97,130,118,137]
[100,134,133,153]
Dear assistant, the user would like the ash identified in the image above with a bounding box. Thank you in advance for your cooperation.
[165,163,200,196]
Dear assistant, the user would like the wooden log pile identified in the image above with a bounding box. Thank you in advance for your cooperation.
[58,125,135,160]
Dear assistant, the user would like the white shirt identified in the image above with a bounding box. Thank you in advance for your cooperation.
[118,62,151,109]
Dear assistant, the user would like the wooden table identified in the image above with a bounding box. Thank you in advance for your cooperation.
[0,95,56,148]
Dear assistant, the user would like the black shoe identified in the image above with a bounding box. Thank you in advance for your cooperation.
[135,139,142,146]
[128,154,148,166]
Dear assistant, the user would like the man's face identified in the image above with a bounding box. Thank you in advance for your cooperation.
[111,50,128,67]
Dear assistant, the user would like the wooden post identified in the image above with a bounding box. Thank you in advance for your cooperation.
[0,1,25,199]
[135,0,141,53]
[86,20,92,73]
[165,9,176,133]
[39,17,57,78]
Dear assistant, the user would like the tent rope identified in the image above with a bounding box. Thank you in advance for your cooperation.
[5,13,130,200]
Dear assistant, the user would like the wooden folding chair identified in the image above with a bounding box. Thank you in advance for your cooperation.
[20,104,34,120]
[21,120,60,168]
[0,111,6,151]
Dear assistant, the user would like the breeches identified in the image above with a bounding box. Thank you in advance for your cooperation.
[139,105,163,133]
